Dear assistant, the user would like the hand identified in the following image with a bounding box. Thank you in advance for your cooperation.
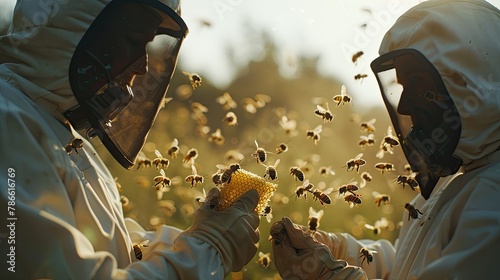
[182,188,260,274]
[270,217,366,280]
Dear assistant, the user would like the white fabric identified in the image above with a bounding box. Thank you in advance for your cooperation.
[330,1,500,279]
[0,0,225,279]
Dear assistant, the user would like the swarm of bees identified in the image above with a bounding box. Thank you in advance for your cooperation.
[65,138,84,156]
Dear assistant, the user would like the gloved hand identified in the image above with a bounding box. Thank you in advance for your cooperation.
[270,217,366,280]
[181,188,260,274]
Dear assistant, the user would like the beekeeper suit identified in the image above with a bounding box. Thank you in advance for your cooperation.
[0,0,260,279]
[271,0,500,279]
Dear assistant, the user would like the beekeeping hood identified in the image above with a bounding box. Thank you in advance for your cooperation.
[371,0,500,199]
[0,0,187,169]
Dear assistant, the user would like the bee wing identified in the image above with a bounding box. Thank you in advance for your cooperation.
[191,164,198,175]
[316,104,326,112]
[171,138,179,147]
[258,251,265,258]
[254,140,260,148]
[216,164,228,170]
[364,224,375,230]
[273,159,281,167]
[387,125,394,137]
[375,217,389,228]
[160,169,166,177]
[323,187,334,195]
[368,118,376,125]
[313,125,323,133]
[301,179,310,188]
[140,240,150,246]
[155,149,163,159]
[355,153,364,159]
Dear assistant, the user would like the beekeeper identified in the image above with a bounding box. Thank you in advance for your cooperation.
[271,0,500,279]
[0,0,260,279]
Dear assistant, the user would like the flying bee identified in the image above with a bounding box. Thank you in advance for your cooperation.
[360,118,376,133]
[314,103,334,123]
[382,126,400,148]
[395,174,419,191]
[360,171,372,188]
[153,150,170,171]
[306,125,323,145]
[153,169,171,190]
[308,206,324,233]
[183,148,199,164]
[312,188,334,206]
[290,161,307,181]
[208,128,225,145]
[354,73,368,82]
[241,97,258,114]
[359,247,376,265]
[319,166,335,177]
[254,93,272,108]
[374,162,396,174]
[136,151,152,170]
[364,217,390,235]
[133,240,150,261]
[405,203,423,221]
[65,138,84,155]
[216,92,237,110]
[261,205,273,223]
[333,85,352,106]
[292,179,314,200]
[120,195,129,208]
[344,193,362,208]
[279,115,298,137]
[167,138,180,159]
[352,51,364,64]
[358,134,376,149]
[257,252,272,269]
[185,165,204,188]
[216,163,241,184]
[182,71,202,89]
[337,181,359,196]
[345,153,366,173]
[372,191,391,207]
[252,140,269,164]
[275,142,289,154]
[222,111,238,126]
[263,159,280,181]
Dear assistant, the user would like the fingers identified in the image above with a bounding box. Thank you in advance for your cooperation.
[230,189,259,214]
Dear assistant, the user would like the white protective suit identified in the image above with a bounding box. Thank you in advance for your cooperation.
[315,0,500,279]
[0,0,233,279]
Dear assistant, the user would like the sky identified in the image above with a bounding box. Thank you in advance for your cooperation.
[1,0,499,107]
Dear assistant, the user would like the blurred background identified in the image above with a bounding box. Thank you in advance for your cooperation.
[3,0,497,279]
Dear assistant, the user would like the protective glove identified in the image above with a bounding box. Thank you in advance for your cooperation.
[270,217,367,280]
[181,187,260,275]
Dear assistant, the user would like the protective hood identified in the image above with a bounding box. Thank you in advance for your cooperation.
[378,0,500,166]
[0,0,185,169]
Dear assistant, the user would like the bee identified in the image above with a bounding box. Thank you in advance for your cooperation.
[254,93,272,108]
[182,71,202,89]
[312,188,334,206]
[120,195,129,208]
[352,51,364,64]
[360,171,372,188]
[183,148,199,164]
[374,162,395,174]
[308,206,324,233]
[252,140,269,164]
[208,128,225,145]
[306,125,323,145]
[241,97,258,114]
[135,152,152,170]
[344,193,362,208]
[133,240,150,261]
[337,181,359,196]
[275,142,289,154]
[191,101,209,114]
[314,103,334,123]
[153,169,171,190]
[359,247,376,265]
[195,189,207,205]
[279,115,298,137]
[222,111,238,126]
[364,217,390,235]
[216,92,237,110]
[167,138,180,159]
[319,166,335,177]
[212,172,223,186]
[208,191,220,209]
[333,85,352,106]
[354,73,368,82]
[263,159,280,181]
[261,205,273,223]
[360,118,376,133]
[358,134,375,149]
[382,126,400,148]
[257,252,272,269]
[395,175,419,191]
[216,163,241,184]
[345,153,366,173]
[372,191,391,207]
[185,165,204,188]
[290,161,307,181]
[292,179,314,200]
[65,138,84,155]
[405,203,423,221]
[153,150,170,171]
